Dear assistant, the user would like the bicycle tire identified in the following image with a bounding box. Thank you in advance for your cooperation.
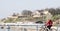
[39,27,45,31]
[51,28,57,31]
[40,28,57,31]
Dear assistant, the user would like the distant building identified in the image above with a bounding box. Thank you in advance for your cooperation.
[32,10,52,21]
[32,10,42,17]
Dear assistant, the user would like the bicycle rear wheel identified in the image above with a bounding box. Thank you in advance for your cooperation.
[50,28,57,31]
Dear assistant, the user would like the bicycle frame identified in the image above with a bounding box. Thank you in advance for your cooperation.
[40,25,57,31]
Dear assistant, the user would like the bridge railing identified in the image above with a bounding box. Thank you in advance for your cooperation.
[0,24,60,31]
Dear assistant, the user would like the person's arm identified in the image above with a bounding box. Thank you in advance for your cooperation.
[45,20,50,26]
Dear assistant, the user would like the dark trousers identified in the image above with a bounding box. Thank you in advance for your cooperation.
[47,25,52,29]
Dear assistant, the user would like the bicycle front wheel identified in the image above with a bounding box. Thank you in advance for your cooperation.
[39,27,45,31]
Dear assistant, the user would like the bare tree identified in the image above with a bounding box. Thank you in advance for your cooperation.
[21,10,32,16]
[48,8,60,16]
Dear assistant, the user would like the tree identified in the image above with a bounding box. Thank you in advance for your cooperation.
[21,10,32,16]
[48,8,60,16]
[48,8,56,16]
[56,8,60,14]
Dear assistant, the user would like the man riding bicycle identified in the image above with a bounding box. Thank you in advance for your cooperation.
[45,19,53,30]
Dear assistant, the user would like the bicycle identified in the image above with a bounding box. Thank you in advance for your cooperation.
[39,25,57,31]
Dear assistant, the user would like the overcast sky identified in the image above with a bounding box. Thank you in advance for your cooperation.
[0,0,60,18]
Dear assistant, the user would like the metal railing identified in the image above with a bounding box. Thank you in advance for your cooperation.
[0,24,60,31]
[0,25,40,31]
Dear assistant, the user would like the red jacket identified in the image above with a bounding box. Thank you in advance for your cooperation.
[45,19,53,26]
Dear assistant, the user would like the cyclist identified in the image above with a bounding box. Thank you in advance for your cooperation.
[45,19,53,30]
